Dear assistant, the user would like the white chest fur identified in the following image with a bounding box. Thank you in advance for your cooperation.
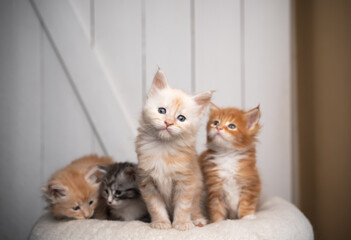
[210,153,246,218]
[141,152,178,211]
[138,137,190,201]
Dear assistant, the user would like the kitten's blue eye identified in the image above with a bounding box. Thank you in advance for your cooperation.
[177,115,186,122]
[213,120,219,126]
[89,200,94,205]
[228,124,236,129]
[72,206,80,211]
[116,190,122,195]
[158,107,166,114]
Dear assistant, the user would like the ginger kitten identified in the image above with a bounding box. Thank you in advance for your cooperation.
[199,104,261,222]
[135,68,213,230]
[42,155,113,219]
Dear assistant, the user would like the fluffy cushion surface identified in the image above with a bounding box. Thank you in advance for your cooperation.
[29,196,313,240]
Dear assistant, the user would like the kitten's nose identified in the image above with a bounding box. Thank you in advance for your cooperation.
[216,126,223,131]
[164,121,173,127]
[83,211,90,219]
[108,201,112,205]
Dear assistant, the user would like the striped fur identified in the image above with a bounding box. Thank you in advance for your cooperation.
[200,104,261,222]
[42,155,113,220]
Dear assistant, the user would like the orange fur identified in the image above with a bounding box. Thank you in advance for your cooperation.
[200,105,261,222]
[42,154,113,219]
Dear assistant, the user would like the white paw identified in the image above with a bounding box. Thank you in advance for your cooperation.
[242,214,256,220]
[193,217,207,227]
[173,221,195,231]
[150,221,172,230]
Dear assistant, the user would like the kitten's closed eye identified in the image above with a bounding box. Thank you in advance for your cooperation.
[115,190,122,195]
[89,200,94,205]
[72,205,80,211]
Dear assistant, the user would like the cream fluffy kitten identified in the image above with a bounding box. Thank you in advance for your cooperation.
[135,68,213,231]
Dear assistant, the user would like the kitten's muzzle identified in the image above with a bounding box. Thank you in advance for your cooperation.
[164,121,174,127]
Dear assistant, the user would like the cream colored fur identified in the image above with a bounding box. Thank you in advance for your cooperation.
[135,68,212,231]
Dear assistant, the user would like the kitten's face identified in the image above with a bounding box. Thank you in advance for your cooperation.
[43,166,105,220]
[142,69,213,140]
[207,105,261,150]
[101,163,139,207]
[47,179,99,220]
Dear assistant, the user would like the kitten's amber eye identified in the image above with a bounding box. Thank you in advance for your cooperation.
[72,206,80,211]
[228,124,236,130]
[213,120,219,126]
[177,115,186,122]
[89,200,94,205]
[158,107,166,114]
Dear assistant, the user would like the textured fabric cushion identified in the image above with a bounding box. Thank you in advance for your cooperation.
[29,196,313,240]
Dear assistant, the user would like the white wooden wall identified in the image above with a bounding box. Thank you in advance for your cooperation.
[0,0,292,239]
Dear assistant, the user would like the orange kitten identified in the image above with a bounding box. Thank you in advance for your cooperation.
[199,104,261,222]
[136,69,213,230]
[42,154,113,219]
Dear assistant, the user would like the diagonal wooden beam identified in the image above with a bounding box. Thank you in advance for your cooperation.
[31,0,137,161]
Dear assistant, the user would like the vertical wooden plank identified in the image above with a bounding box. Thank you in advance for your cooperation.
[95,0,142,125]
[244,0,292,201]
[194,0,242,152]
[0,0,42,239]
[145,0,191,92]
[42,33,95,181]
[194,0,242,106]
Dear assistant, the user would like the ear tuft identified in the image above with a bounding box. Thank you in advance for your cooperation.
[43,184,67,202]
[209,102,220,111]
[193,90,214,114]
[85,166,107,185]
[124,166,137,181]
[245,105,261,130]
[148,67,169,97]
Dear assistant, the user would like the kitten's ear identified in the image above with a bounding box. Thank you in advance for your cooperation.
[148,67,169,98]
[97,165,109,173]
[124,166,137,181]
[209,102,220,112]
[85,166,107,185]
[193,90,214,114]
[42,184,67,202]
[245,105,261,130]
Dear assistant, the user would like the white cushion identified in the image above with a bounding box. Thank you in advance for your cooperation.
[29,196,313,240]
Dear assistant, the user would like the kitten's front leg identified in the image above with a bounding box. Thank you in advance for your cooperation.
[208,194,226,223]
[138,175,171,229]
[237,192,258,219]
[172,179,195,231]
[191,179,207,227]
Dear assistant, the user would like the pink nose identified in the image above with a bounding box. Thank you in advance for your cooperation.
[164,121,173,127]
[216,126,222,131]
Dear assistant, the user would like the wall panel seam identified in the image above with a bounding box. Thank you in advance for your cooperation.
[29,0,109,156]
[240,0,245,109]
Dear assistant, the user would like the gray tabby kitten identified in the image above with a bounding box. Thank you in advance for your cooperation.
[94,162,149,222]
